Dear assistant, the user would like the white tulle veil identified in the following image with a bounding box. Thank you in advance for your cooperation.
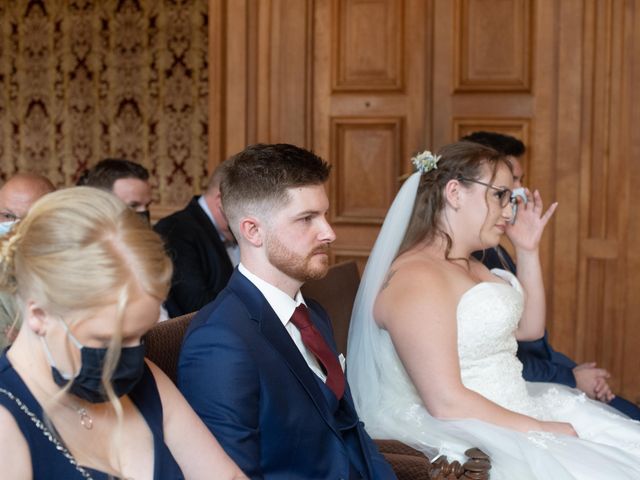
[346,172,420,419]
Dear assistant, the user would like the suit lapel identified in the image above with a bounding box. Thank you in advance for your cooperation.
[228,272,340,436]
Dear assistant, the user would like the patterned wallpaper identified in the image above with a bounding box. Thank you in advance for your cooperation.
[0,0,209,208]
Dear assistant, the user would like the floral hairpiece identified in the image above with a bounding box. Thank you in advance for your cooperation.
[411,150,441,174]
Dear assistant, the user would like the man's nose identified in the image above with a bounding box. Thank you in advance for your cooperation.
[318,217,336,243]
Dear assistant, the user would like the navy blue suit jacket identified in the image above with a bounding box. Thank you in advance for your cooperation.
[178,270,396,479]
[474,246,640,420]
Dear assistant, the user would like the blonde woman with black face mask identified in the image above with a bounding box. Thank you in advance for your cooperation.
[0,187,246,480]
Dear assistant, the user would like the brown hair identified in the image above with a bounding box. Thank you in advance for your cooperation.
[398,141,511,258]
[77,158,150,190]
[220,143,331,233]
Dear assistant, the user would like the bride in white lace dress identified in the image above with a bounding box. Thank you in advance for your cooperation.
[346,141,640,479]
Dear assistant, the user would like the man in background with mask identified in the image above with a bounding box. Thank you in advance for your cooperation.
[0,172,55,348]
[78,158,170,321]
[77,158,153,222]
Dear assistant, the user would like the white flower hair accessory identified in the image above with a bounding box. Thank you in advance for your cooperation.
[411,150,441,174]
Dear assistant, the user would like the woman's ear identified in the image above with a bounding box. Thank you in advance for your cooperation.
[24,300,49,336]
[444,178,462,211]
[238,215,264,247]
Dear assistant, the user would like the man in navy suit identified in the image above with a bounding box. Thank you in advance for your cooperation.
[465,131,640,420]
[154,163,238,317]
[178,144,396,479]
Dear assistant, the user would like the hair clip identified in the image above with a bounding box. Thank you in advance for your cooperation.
[411,151,441,174]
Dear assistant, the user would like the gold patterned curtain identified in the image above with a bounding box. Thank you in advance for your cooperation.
[0,0,209,209]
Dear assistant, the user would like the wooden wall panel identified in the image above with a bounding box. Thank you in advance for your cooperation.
[314,0,429,265]
[454,0,532,91]
[332,0,404,91]
[330,117,402,223]
[623,0,640,403]
[258,0,314,145]
[571,0,632,396]
[332,250,370,274]
[209,0,314,168]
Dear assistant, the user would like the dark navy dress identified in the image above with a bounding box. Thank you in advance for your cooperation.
[0,353,184,479]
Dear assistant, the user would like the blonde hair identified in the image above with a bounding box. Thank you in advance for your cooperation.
[0,186,170,314]
[0,187,172,476]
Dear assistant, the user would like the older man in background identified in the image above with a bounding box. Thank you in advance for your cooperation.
[0,173,55,349]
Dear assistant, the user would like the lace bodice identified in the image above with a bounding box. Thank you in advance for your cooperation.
[457,269,544,417]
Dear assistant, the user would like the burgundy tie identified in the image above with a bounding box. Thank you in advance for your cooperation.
[290,304,345,399]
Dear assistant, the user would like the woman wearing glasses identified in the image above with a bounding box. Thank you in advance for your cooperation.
[347,141,640,478]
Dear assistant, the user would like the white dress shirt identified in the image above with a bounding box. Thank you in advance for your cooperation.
[197,195,240,266]
[238,263,327,382]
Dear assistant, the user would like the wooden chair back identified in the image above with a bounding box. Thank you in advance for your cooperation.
[301,260,360,354]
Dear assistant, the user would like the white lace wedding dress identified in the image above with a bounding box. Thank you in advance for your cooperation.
[347,172,640,479]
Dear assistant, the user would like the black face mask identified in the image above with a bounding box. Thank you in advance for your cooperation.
[42,325,146,403]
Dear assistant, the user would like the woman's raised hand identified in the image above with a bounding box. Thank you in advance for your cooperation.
[506,188,558,252]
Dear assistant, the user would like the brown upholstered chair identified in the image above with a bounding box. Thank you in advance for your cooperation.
[300,260,360,354]
[144,311,196,384]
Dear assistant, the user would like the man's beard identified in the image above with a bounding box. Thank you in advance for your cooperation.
[266,234,330,283]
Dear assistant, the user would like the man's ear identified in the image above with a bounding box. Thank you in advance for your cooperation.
[444,178,462,210]
[214,190,223,209]
[25,300,50,336]
[238,216,264,247]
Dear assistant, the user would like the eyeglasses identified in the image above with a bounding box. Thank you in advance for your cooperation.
[458,177,514,208]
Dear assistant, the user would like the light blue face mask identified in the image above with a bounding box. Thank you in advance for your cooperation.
[0,221,17,237]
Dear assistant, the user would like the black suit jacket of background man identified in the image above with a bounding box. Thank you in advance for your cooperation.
[154,196,234,317]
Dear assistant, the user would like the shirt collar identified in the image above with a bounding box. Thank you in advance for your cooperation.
[198,195,226,243]
[238,263,305,327]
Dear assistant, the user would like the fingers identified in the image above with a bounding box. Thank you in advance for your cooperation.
[517,188,557,224]
[591,368,611,378]
[595,384,614,402]
[540,201,558,226]
[593,374,615,402]
[574,362,597,371]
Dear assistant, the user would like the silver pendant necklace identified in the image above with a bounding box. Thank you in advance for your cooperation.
[76,406,93,430]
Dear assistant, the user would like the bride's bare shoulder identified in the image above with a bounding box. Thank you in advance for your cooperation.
[375,251,456,315]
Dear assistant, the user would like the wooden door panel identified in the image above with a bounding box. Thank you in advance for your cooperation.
[314,0,430,265]
[454,0,532,92]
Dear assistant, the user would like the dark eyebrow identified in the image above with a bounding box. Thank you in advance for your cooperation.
[295,209,322,217]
